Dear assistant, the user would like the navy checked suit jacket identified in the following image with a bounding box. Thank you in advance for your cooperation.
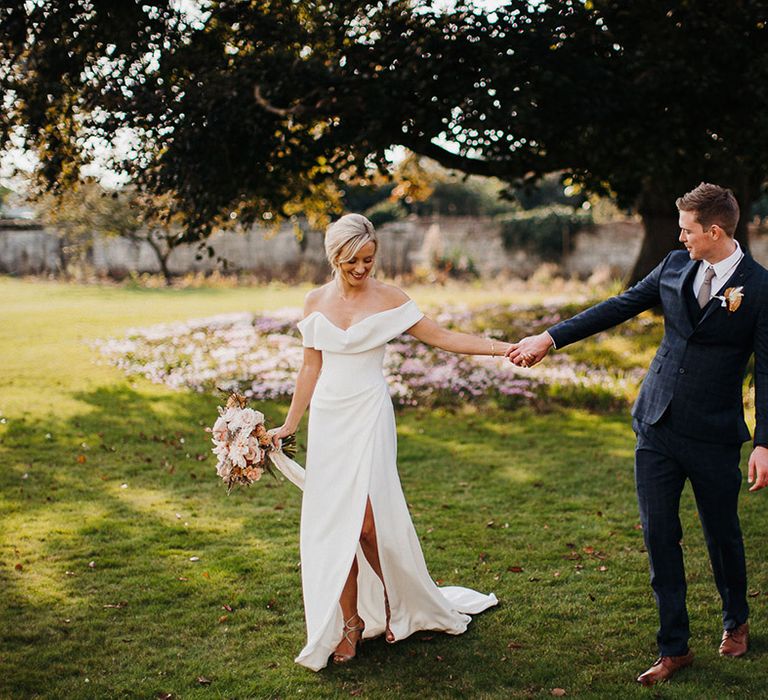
[548,250,768,446]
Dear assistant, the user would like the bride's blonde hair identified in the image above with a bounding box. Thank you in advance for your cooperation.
[324,214,377,275]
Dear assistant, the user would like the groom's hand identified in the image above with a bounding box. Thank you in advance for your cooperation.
[748,446,768,492]
[506,332,554,367]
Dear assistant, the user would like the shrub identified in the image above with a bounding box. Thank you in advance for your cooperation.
[364,199,408,228]
[432,248,479,280]
[498,205,593,260]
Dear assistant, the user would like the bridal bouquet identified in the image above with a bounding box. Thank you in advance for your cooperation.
[208,392,296,493]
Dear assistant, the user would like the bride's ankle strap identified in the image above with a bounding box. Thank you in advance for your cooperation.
[343,613,363,629]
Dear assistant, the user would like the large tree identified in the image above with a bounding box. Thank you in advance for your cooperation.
[2,1,768,282]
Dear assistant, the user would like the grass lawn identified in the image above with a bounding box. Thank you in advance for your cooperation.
[1,276,766,699]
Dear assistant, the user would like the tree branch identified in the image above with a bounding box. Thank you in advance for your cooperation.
[398,136,537,180]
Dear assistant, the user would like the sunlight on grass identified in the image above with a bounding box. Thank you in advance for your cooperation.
[102,482,260,537]
[1,502,112,604]
[3,278,767,700]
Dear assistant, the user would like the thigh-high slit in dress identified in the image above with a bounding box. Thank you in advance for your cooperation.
[281,300,497,671]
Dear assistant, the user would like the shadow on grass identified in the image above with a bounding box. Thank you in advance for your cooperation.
[2,387,765,699]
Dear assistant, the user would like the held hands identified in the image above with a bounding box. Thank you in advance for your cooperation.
[748,446,768,492]
[505,332,554,368]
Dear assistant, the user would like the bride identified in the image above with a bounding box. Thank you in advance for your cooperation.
[271,214,508,670]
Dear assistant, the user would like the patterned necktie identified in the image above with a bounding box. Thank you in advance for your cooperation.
[697,265,716,308]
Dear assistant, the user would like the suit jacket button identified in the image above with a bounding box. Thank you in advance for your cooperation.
[678,368,686,374]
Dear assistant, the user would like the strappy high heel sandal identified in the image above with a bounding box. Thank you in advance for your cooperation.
[332,614,365,664]
[384,592,395,643]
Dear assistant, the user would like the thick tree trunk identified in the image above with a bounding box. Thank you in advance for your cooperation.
[628,186,682,286]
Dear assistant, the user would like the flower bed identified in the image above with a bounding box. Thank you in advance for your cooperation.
[92,302,650,410]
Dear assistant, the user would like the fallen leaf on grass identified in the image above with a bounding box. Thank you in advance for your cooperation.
[189,556,200,562]
[507,566,524,573]
[14,563,22,571]
[88,561,96,568]
[507,641,524,649]
[177,577,188,582]
[196,676,212,686]
[218,615,228,624]
[350,689,363,697]
[222,604,233,612]
[598,566,608,572]
[748,590,761,598]
[103,602,127,609]
[582,546,594,554]
[551,689,566,697]
[76,455,87,464]
[156,693,175,700]
[435,655,444,662]
[202,571,210,579]
[634,523,643,530]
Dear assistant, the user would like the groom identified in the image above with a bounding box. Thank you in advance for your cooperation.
[508,183,768,686]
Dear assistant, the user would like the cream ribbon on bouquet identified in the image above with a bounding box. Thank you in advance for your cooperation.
[266,433,306,490]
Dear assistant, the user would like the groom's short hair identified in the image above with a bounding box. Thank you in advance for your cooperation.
[676,183,740,237]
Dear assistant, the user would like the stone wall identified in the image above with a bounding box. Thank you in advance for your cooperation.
[3,216,768,280]
[0,221,62,274]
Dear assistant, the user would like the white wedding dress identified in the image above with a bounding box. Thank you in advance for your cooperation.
[271,299,497,671]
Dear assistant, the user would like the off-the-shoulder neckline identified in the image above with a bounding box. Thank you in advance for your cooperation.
[299,300,416,332]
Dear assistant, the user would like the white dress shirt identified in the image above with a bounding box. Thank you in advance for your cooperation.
[692,240,744,301]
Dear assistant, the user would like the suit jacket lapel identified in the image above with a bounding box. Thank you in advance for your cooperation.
[675,258,699,297]
[675,258,699,332]
[697,254,754,326]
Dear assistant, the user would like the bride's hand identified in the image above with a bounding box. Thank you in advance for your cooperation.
[270,424,295,449]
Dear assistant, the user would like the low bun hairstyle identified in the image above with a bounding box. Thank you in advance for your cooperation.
[324,214,377,275]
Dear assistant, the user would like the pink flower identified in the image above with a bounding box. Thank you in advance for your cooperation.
[244,437,263,465]
[211,439,229,461]
[228,430,251,468]
[228,407,264,434]
[212,416,228,442]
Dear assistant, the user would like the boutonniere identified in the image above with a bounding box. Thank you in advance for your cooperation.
[714,286,744,313]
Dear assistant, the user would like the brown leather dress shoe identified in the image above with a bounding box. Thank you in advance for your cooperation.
[719,623,749,657]
[636,650,694,687]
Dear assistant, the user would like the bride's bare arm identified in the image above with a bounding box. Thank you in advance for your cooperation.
[272,347,322,444]
[407,316,511,357]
